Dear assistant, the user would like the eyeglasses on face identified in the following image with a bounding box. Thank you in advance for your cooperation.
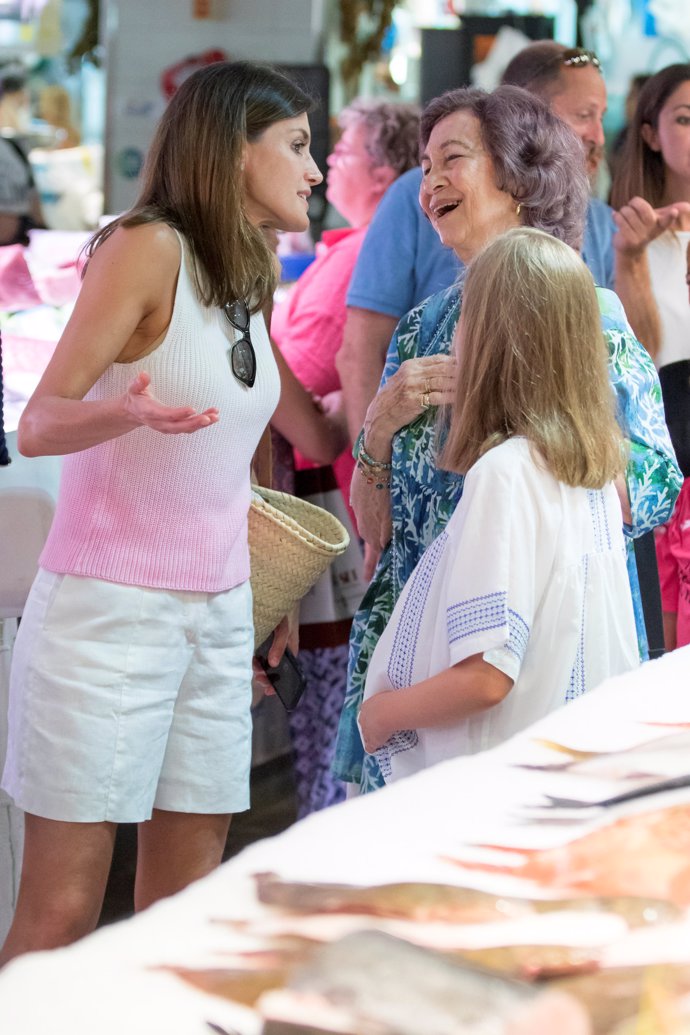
[223,299,256,388]
[561,48,602,72]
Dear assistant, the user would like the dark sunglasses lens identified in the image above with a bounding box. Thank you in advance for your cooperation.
[225,299,249,330]
[232,337,256,387]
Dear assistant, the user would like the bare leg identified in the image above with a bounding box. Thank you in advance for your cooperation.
[134,809,231,912]
[0,814,116,966]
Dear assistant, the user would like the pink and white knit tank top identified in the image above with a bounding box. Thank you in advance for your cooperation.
[40,230,280,592]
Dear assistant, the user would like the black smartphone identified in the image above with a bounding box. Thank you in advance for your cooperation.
[255,638,307,711]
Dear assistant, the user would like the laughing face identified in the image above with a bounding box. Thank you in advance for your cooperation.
[419,109,519,264]
[243,112,323,233]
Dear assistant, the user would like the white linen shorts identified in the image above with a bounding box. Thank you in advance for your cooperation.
[2,569,254,823]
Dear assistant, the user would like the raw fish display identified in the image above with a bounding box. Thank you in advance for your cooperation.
[257,931,592,1035]
[254,873,678,927]
[452,803,690,905]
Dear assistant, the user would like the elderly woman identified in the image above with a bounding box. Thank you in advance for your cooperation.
[271,99,420,816]
[334,85,681,793]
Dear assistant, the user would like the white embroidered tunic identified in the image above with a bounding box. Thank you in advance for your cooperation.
[362,437,639,783]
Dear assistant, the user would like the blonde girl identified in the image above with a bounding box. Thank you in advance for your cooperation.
[358,228,639,782]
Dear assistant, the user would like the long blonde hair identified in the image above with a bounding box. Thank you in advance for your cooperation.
[441,228,624,487]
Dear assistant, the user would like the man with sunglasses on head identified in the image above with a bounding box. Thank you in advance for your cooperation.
[337,41,663,449]
[501,40,662,359]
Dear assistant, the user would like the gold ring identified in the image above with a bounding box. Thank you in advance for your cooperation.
[421,392,430,410]
[424,379,431,395]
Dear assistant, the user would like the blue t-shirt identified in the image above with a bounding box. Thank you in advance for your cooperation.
[583,196,615,290]
[346,166,615,316]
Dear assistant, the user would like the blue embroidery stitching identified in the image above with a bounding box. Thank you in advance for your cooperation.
[447,591,506,644]
[387,532,448,692]
[506,609,530,662]
[446,593,530,665]
[566,554,589,701]
[587,490,612,552]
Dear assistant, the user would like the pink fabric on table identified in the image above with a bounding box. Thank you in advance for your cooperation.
[271,226,366,530]
[2,335,60,433]
[26,229,87,307]
[0,246,42,308]
[656,478,690,647]
[26,229,90,267]
[31,264,82,307]
[0,234,85,311]
[2,333,57,376]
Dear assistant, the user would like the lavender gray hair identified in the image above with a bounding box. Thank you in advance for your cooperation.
[420,85,589,251]
[339,99,421,178]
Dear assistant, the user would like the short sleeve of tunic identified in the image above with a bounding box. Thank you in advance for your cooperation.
[443,441,546,682]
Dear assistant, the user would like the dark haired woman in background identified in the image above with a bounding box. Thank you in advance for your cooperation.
[612,65,690,651]
[611,63,690,370]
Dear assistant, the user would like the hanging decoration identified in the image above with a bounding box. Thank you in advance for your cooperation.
[160,49,228,100]
[67,0,99,68]
[338,0,398,98]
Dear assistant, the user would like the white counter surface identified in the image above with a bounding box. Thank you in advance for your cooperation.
[3,648,690,1034]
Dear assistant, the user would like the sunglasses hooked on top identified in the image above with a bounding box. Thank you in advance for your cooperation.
[224,298,256,388]
[561,47,602,72]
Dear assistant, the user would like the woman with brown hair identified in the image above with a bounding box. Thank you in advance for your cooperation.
[1,61,326,963]
[358,229,639,781]
[610,63,690,370]
[610,65,690,651]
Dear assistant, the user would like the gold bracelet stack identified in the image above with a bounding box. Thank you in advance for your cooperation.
[356,443,392,490]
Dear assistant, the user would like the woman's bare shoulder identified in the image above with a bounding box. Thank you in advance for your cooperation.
[87,221,181,280]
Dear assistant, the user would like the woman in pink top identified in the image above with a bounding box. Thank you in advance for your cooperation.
[270,101,420,817]
[0,62,333,963]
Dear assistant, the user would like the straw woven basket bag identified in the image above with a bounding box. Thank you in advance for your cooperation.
[249,485,350,648]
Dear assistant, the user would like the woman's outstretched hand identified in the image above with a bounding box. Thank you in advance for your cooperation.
[613,197,690,255]
[123,372,220,433]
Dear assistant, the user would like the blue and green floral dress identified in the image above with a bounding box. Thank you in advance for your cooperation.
[333,284,682,793]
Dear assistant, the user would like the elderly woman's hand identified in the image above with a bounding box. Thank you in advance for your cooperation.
[363,355,457,461]
[350,354,456,550]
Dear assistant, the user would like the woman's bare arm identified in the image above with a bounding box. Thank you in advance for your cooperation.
[18,224,218,457]
[358,653,513,754]
[269,338,349,465]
